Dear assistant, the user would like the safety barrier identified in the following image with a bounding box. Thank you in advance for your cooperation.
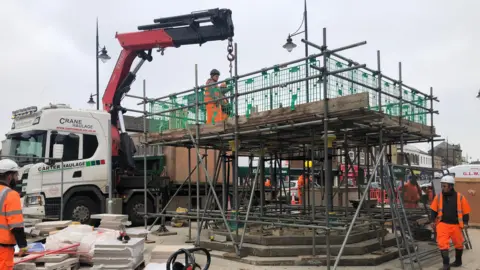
[148,55,430,132]
[369,188,401,204]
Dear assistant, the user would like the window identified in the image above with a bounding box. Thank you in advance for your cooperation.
[83,134,99,159]
[360,152,365,165]
[349,151,355,162]
[50,133,79,162]
[5,130,47,166]
[6,130,46,158]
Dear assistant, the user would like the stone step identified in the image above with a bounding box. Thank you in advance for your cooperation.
[208,229,387,246]
[199,233,397,257]
[196,247,400,267]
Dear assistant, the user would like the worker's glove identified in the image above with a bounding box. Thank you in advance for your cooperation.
[17,246,28,257]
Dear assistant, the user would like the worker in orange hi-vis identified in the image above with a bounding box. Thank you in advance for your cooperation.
[265,178,272,188]
[297,174,305,205]
[400,175,421,208]
[204,69,229,124]
[430,175,471,269]
[0,159,28,269]
[426,185,434,204]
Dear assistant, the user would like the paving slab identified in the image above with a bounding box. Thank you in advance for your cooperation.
[35,254,69,263]
[91,260,144,269]
[44,257,79,270]
[91,214,128,221]
[14,262,37,270]
[94,237,144,248]
[34,220,72,231]
[150,244,195,263]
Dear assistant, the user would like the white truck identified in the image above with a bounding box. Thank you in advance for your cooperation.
[3,104,160,225]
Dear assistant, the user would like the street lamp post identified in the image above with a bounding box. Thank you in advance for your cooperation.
[94,18,111,110]
[282,0,309,102]
[87,93,97,107]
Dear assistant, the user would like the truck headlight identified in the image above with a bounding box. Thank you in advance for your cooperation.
[25,194,43,207]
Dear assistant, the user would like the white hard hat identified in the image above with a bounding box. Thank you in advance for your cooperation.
[0,159,20,174]
[440,175,455,185]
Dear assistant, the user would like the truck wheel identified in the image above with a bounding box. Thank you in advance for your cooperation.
[125,195,154,227]
[64,196,99,225]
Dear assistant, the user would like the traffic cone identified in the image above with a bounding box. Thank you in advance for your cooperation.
[227,196,232,210]
[291,195,297,205]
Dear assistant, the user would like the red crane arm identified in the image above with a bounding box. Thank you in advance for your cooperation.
[102,29,175,112]
[100,8,234,169]
[102,8,234,113]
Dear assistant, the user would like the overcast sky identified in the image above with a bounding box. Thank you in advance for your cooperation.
[1,0,479,160]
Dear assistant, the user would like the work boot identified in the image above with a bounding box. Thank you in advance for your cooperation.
[450,249,463,267]
[440,250,450,270]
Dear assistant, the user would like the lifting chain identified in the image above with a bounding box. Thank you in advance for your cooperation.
[227,37,235,77]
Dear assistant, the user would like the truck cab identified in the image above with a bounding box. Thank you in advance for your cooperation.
[3,104,112,223]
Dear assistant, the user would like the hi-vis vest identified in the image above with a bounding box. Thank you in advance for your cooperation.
[204,79,227,104]
[430,192,470,229]
[0,185,24,245]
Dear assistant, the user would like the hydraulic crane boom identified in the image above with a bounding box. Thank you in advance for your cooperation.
[102,8,234,170]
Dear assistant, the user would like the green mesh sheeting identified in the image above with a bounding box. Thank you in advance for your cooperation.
[148,57,429,131]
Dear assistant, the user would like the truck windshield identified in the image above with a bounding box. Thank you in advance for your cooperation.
[4,130,47,165]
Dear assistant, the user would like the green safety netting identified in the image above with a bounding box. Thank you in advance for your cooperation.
[148,57,429,132]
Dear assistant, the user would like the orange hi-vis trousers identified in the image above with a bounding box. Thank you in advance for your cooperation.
[436,222,464,250]
[0,246,14,270]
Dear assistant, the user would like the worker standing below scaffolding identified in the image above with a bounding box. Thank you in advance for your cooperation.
[205,69,230,124]
[399,175,422,208]
[297,173,305,205]
[264,178,272,188]
[430,175,471,269]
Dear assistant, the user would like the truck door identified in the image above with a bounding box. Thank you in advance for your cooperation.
[41,131,83,217]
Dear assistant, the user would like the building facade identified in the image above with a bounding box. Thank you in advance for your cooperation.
[428,142,463,167]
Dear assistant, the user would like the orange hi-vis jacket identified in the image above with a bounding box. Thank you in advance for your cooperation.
[205,79,228,124]
[430,192,471,229]
[265,179,271,187]
[0,185,24,245]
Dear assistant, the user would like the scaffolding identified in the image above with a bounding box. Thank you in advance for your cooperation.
[123,27,441,269]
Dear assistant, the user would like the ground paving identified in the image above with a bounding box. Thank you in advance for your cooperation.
[77,223,479,269]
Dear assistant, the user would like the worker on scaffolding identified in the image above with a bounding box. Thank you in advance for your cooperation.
[399,175,422,208]
[205,69,230,124]
[430,175,471,269]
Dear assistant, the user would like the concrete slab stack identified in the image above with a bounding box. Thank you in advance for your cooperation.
[91,214,130,230]
[91,237,145,269]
